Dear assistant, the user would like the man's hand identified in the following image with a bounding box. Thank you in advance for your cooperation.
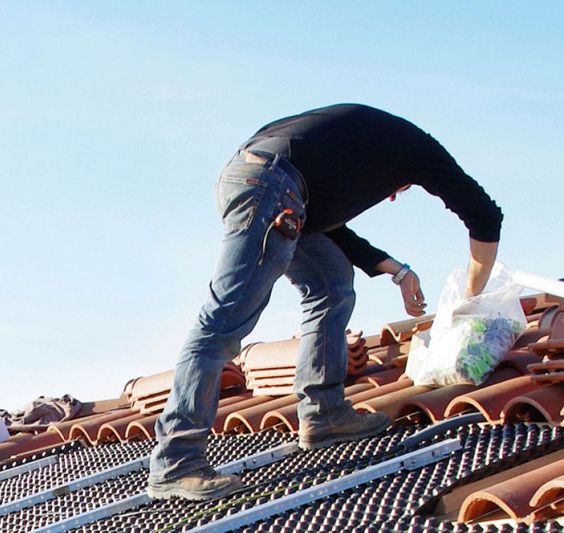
[375,258,427,317]
[399,270,427,317]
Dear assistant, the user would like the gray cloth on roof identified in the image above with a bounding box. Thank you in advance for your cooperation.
[0,394,82,433]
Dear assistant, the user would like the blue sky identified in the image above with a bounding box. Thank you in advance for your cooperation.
[1,2,563,411]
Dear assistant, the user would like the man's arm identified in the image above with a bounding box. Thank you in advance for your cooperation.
[325,225,391,276]
[325,226,428,317]
[465,238,499,296]
[377,257,427,317]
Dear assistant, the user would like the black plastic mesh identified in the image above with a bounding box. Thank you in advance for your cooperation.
[0,424,561,533]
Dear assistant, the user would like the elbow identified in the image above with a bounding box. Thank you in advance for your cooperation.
[468,204,503,243]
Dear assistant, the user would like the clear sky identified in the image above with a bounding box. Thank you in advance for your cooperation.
[1,2,563,411]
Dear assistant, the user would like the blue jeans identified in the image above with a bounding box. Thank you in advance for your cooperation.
[149,152,356,483]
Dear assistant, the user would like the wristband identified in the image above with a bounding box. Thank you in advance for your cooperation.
[392,263,411,285]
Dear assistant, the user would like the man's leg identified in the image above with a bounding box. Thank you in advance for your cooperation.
[284,233,390,450]
[149,154,305,498]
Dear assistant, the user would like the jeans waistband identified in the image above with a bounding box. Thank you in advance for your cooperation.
[238,149,309,205]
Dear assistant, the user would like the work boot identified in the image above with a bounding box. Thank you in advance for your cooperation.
[147,466,244,501]
[298,406,391,451]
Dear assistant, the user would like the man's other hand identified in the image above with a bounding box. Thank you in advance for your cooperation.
[400,271,427,317]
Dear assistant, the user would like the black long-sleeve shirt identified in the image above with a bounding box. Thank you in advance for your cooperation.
[242,104,503,276]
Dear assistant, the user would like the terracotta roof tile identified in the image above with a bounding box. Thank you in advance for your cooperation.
[529,474,564,522]
[445,375,543,422]
[354,385,432,420]
[224,395,298,434]
[64,408,139,444]
[427,448,564,523]
[0,431,64,464]
[397,367,522,423]
[125,413,159,441]
[503,383,564,425]
[96,412,147,444]
[459,458,564,523]
[379,314,434,345]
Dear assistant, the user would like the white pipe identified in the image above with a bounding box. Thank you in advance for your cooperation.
[513,271,564,298]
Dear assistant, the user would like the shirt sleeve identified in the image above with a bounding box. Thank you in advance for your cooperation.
[410,134,503,242]
[325,225,390,277]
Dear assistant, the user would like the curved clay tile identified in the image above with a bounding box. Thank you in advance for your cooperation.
[221,368,246,390]
[247,375,295,388]
[218,393,253,409]
[526,314,542,327]
[529,475,564,522]
[520,297,538,316]
[511,330,549,351]
[363,334,381,348]
[549,310,564,337]
[458,458,564,523]
[354,385,432,420]
[362,360,386,376]
[343,383,377,396]
[528,338,564,357]
[96,412,146,444]
[224,395,299,433]
[346,379,413,406]
[252,385,295,396]
[347,353,368,376]
[128,370,174,402]
[48,412,106,441]
[67,409,139,444]
[528,360,564,373]
[498,351,541,374]
[258,383,373,433]
[390,354,408,369]
[260,403,298,432]
[368,342,408,364]
[348,342,367,359]
[528,360,564,383]
[397,367,521,423]
[502,383,564,425]
[213,395,269,434]
[128,363,244,404]
[527,309,564,356]
[235,342,263,366]
[348,350,367,364]
[246,368,295,379]
[531,373,564,384]
[125,414,159,441]
[539,305,561,330]
[356,367,404,387]
[346,330,366,352]
[241,339,300,371]
[380,315,435,346]
[445,376,541,422]
[0,431,64,463]
[138,396,168,415]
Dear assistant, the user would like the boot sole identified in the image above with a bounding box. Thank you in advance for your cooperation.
[298,417,391,451]
[147,480,244,502]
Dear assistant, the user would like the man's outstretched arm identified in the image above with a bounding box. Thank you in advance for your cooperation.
[465,238,499,296]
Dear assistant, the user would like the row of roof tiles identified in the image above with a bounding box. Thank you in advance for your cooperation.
[1,292,563,526]
[2,294,563,458]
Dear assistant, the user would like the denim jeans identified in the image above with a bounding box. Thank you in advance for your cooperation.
[149,152,356,483]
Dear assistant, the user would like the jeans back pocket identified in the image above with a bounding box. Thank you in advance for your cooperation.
[215,175,268,231]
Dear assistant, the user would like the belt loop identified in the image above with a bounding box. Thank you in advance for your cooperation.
[269,153,281,171]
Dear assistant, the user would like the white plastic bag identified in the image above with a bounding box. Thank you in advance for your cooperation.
[407,262,527,386]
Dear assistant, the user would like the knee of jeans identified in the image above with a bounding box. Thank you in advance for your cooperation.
[331,284,356,319]
[181,326,241,363]
[302,282,355,328]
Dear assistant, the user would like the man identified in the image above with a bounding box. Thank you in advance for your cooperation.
[148,104,502,501]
